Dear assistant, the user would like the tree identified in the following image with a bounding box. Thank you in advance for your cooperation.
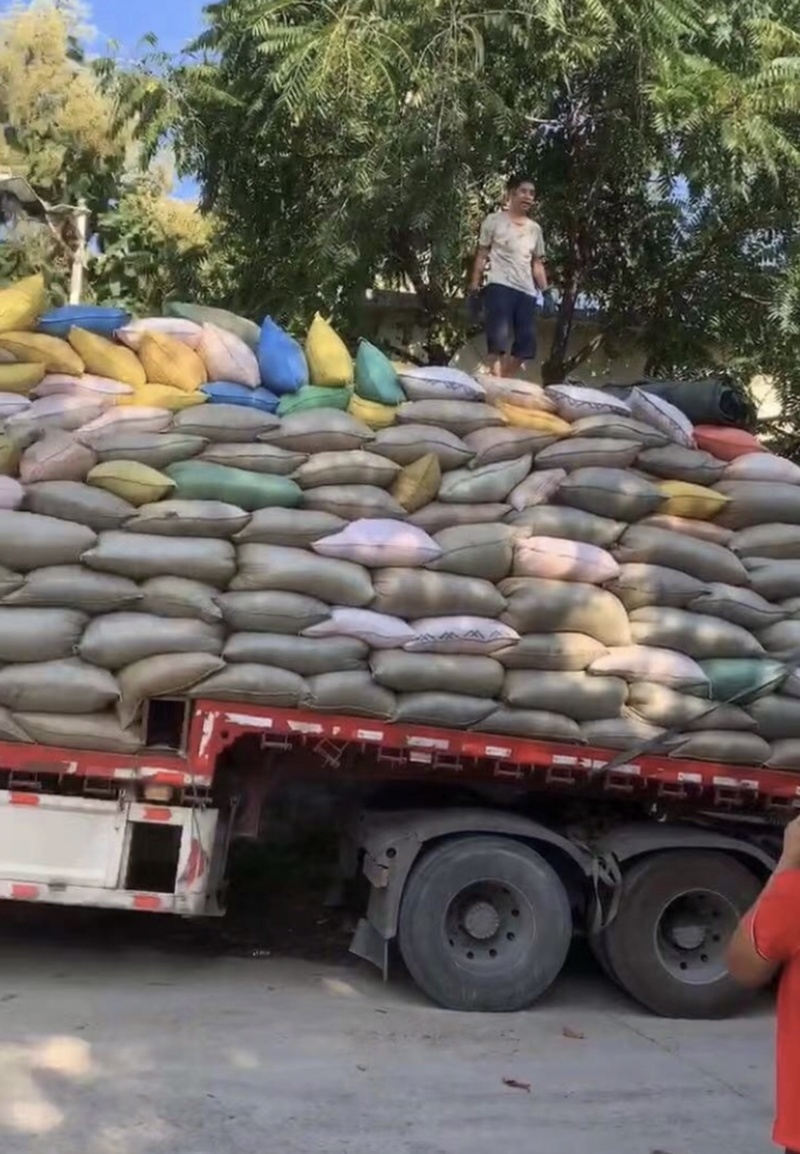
[0,0,221,316]
[170,0,800,393]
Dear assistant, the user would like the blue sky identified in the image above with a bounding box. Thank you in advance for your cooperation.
[89,0,208,57]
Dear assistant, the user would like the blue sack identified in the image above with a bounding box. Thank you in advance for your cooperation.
[202,381,280,413]
[257,317,308,395]
[37,304,131,339]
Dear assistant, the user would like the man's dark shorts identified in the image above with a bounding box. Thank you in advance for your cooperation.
[483,283,537,362]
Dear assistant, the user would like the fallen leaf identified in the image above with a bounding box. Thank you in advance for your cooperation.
[502,1077,531,1093]
[562,1026,585,1040]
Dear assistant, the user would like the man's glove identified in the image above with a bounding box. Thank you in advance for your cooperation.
[467,289,483,324]
[540,289,556,319]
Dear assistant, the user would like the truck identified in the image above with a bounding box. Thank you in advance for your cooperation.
[1,691,790,1018]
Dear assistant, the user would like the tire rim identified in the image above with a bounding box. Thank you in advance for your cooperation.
[444,880,535,972]
[653,888,738,985]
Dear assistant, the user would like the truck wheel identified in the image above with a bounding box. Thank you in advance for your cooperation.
[398,835,571,1012]
[602,851,761,1019]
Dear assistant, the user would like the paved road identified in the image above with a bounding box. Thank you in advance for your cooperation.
[0,911,776,1154]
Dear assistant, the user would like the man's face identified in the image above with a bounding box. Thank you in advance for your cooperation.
[509,182,535,214]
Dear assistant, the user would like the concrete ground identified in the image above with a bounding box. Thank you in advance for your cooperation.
[0,911,777,1154]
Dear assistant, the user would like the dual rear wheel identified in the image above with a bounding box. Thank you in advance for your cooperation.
[397,836,761,1017]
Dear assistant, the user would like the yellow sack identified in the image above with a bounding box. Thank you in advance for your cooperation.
[496,399,571,436]
[658,480,729,521]
[87,461,176,507]
[306,313,354,387]
[0,331,84,375]
[0,362,45,394]
[392,453,441,513]
[138,332,207,393]
[349,393,396,429]
[120,384,207,412]
[0,274,46,333]
[69,327,146,388]
[0,434,20,476]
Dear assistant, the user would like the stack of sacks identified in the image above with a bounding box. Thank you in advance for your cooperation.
[2,275,800,769]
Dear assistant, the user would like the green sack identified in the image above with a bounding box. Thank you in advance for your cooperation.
[166,460,301,512]
[699,658,787,702]
[277,385,352,417]
[164,302,261,350]
[355,340,405,405]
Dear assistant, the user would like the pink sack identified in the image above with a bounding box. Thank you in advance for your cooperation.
[476,375,556,412]
[509,468,566,511]
[35,374,133,400]
[312,519,441,568]
[0,392,30,419]
[7,394,105,432]
[304,607,416,648]
[115,317,203,350]
[589,645,708,691]
[0,476,23,509]
[639,514,733,546]
[20,430,97,484]
[196,323,260,388]
[629,389,694,448]
[76,407,173,445]
[723,452,800,485]
[546,383,631,422]
[407,616,520,654]
[513,536,620,584]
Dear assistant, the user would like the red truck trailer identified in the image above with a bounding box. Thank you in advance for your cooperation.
[0,695,791,1017]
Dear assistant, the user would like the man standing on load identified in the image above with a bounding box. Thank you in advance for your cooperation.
[468,175,553,378]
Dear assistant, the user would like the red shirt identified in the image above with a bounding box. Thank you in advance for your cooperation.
[751,869,800,1150]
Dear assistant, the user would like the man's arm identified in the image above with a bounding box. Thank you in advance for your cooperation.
[469,246,491,293]
[531,224,548,293]
[727,814,800,988]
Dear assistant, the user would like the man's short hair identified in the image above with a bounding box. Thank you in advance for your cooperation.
[507,175,535,192]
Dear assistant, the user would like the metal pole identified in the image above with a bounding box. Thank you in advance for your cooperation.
[68,198,89,305]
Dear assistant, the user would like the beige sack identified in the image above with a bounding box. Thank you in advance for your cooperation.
[409,502,511,533]
[438,455,531,504]
[372,424,473,470]
[630,607,764,659]
[715,481,800,530]
[371,568,506,619]
[200,442,308,475]
[581,717,665,750]
[293,450,399,489]
[464,427,555,468]
[224,633,367,676]
[479,708,582,742]
[4,566,140,614]
[124,500,250,538]
[79,613,224,670]
[174,404,280,443]
[82,532,236,586]
[117,652,225,727]
[302,484,405,520]
[24,480,134,531]
[626,682,756,731]
[506,504,625,547]
[688,584,786,632]
[370,651,504,697]
[307,671,396,719]
[0,658,119,714]
[394,693,495,728]
[93,431,207,470]
[232,544,374,606]
[14,711,142,754]
[0,607,87,662]
[637,446,725,485]
[398,399,506,436]
[492,633,608,671]
[730,523,800,561]
[236,508,346,547]
[427,524,517,582]
[187,663,309,707]
[668,731,770,765]
[499,578,631,647]
[615,524,749,586]
[537,438,640,472]
[0,510,97,571]
[260,410,374,453]
[558,467,664,521]
[216,591,330,634]
[502,670,627,720]
[609,563,707,611]
[138,577,222,624]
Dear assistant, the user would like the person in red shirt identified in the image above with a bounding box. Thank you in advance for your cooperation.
[727,814,800,1153]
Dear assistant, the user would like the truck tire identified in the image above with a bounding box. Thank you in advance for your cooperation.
[602,851,761,1019]
[397,835,571,1012]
